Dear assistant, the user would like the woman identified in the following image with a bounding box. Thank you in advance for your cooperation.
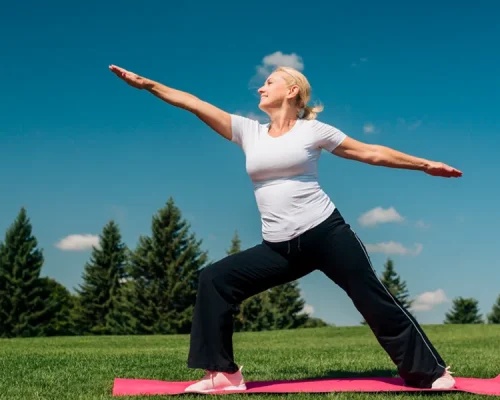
[109,64,461,393]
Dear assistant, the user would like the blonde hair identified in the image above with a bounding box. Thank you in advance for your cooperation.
[274,66,324,120]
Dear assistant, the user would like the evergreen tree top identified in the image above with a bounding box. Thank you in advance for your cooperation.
[226,230,241,255]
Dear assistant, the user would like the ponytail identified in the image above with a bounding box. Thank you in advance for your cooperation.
[300,103,324,120]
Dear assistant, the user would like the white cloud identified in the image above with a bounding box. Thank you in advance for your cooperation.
[397,118,423,131]
[251,51,304,86]
[259,51,304,75]
[55,234,100,251]
[408,120,422,130]
[413,243,423,255]
[415,220,430,229]
[302,304,314,315]
[365,241,423,256]
[358,206,404,227]
[411,289,449,312]
[363,123,375,134]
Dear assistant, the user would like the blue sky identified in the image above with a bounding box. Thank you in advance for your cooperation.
[1,0,499,327]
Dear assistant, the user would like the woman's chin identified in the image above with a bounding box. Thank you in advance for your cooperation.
[258,102,269,112]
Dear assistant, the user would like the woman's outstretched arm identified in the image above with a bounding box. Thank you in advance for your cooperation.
[109,65,232,141]
[332,137,462,178]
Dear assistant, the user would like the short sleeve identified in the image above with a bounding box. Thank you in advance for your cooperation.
[230,114,260,149]
[313,120,347,152]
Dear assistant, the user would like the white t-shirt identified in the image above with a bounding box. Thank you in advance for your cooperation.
[231,114,347,242]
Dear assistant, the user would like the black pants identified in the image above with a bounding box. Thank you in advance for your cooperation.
[187,208,447,388]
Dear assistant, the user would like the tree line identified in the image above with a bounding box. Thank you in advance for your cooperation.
[1,198,498,339]
[361,259,500,325]
[0,198,328,339]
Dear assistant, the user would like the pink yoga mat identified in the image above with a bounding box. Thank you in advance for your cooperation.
[113,375,500,396]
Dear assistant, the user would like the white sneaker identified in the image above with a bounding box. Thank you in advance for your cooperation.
[184,365,247,393]
[432,366,456,389]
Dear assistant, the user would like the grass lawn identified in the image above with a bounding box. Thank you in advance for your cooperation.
[1,324,499,399]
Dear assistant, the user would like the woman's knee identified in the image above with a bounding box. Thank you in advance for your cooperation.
[197,261,234,299]
[198,262,224,287]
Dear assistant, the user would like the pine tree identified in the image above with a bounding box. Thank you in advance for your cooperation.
[0,208,49,338]
[38,277,77,336]
[226,231,241,255]
[361,258,412,325]
[444,297,483,324]
[234,291,272,332]
[128,197,208,334]
[74,220,130,334]
[105,270,138,335]
[299,317,330,328]
[380,258,413,309]
[266,282,309,330]
[487,294,500,324]
[224,231,270,332]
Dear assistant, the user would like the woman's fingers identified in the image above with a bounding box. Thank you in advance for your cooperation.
[109,64,146,89]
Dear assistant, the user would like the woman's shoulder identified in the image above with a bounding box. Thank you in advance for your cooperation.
[299,118,331,131]
[301,118,343,131]
[299,118,347,148]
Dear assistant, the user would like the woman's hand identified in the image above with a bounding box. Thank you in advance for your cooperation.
[424,161,462,178]
[109,64,151,90]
